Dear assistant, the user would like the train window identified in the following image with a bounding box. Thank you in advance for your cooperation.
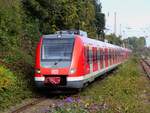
[87,47,89,63]
[93,48,95,62]
[100,49,102,61]
[109,49,111,60]
[41,38,74,61]
[109,49,111,61]
[113,50,115,63]
[84,47,87,62]
[100,49,104,68]
[105,49,108,60]
[89,49,93,63]
[84,47,89,64]
[97,48,100,60]
[92,48,97,63]
[95,48,98,62]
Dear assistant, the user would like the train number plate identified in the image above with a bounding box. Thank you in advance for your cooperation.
[51,69,59,74]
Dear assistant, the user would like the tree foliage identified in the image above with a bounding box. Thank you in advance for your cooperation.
[105,34,122,46]
[22,0,105,38]
[0,0,105,52]
[93,1,105,40]
[123,37,146,50]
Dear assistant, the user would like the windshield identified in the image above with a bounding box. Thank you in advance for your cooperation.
[41,38,74,61]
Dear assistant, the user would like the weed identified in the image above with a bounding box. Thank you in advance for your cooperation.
[49,57,150,113]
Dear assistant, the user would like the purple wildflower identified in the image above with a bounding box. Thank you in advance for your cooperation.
[65,97,74,103]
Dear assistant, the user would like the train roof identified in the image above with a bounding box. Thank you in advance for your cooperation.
[81,35,131,52]
[42,34,131,52]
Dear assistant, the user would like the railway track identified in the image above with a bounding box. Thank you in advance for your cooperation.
[11,97,47,113]
[141,59,150,79]
[10,90,77,113]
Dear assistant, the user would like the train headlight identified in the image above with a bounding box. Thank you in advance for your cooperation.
[70,68,76,74]
[35,69,41,74]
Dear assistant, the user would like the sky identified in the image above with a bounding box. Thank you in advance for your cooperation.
[100,0,150,47]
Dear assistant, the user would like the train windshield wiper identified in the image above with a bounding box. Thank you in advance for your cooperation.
[53,59,63,65]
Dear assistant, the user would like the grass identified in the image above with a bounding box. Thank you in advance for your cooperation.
[48,57,150,113]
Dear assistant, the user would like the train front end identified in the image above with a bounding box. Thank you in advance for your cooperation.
[34,33,85,89]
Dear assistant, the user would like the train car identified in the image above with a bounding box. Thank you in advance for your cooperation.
[34,30,131,89]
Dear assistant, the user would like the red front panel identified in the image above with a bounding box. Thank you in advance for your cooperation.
[40,68,69,76]
[69,36,85,77]
[35,37,42,69]
[35,37,43,77]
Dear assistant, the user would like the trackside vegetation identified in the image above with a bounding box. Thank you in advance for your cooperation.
[0,66,34,111]
[47,57,150,113]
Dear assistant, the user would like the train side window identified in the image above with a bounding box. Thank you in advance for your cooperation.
[101,49,104,61]
[102,49,105,68]
[100,49,102,61]
[84,47,90,64]
[87,47,89,64]
[108,49,111,61]
[89,49,93,63]
[97,48,100,61]
[110,50,112,61]
[105,49,107,60]
[100,49,104,68]
[95,48,98,62]
[93,48,96,63]
[84,47,87,63]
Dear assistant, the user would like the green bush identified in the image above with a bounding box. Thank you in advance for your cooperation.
[0,66,34,111]
[0,66,15,91]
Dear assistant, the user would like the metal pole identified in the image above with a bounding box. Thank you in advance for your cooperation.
[114,12,117,35]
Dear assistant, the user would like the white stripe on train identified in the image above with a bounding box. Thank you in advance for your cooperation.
[67,63,121,82]
[34,63,121,82]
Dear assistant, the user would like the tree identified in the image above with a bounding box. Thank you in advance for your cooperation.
[105,34,122,46]
[93,1,105,40]
[22,0,105,38]
[123,37,146,51]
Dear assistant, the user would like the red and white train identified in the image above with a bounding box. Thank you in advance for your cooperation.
[34,30,131,89]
